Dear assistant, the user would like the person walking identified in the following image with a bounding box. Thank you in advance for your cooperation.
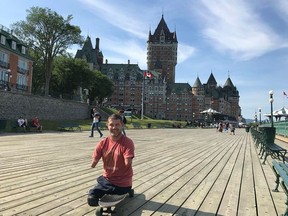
[89,108,103,138]
[230,123,236,135]
[118,110,127,136]
[87,114,135,206]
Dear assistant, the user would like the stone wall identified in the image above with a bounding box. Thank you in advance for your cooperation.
[0,91,89,120]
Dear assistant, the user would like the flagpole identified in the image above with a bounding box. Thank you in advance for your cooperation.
[141,71,145,120]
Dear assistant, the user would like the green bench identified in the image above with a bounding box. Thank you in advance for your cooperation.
[272,160,288,216]
[132,123,142,129]
[59,122,82,132]
[251,127,287,164]
[11,121,26,132]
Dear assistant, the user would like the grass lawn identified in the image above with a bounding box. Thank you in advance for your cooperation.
[40,117,186,131]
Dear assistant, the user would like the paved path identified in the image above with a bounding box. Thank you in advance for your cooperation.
[0,128,287,216]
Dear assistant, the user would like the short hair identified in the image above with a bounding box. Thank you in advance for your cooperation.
[108,114,123,122]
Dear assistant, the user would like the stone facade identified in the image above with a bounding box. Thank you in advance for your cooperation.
[0,91,89,120]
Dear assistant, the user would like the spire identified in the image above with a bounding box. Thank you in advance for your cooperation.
[207,72,217,87]
[83,36,93,50]
[193,76,202,88]
[224,76,234,87]
[148,15,177,43]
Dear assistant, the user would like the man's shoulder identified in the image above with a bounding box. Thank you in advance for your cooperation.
[122,136,134,147]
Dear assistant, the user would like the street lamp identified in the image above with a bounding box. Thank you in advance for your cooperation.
[254,112,257,124]
[5,69,12,91]
[269,90,274,127]
[258,107,261,125]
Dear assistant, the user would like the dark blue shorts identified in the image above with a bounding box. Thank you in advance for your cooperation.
[88,176,131,199]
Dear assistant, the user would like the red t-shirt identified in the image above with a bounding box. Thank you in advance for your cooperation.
[92,136,135,187]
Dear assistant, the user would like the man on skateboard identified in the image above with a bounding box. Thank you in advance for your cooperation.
[87,114,135,206]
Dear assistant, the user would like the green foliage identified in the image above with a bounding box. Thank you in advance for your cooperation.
[88,71,113,104]
[50,57,94,98]
[29,49,45,94]
[12,6,84,96]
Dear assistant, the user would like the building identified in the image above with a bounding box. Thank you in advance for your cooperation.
[147,16,241,122]
[101,60,143,112]
[75,36,144,112]
[75,15,241,122]
[0,24,33,93]
[75,36,103,71]
[147,15,178,83]
[143,70,167,119]
[192,73,241,122]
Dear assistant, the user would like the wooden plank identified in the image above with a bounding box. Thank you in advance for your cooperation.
[0,128,286,215]
[195,135,245,215]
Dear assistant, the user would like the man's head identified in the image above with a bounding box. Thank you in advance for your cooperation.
[107,114,124,139]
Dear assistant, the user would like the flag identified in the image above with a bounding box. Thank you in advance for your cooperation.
[144,71,153,79]
[284,91,287,97]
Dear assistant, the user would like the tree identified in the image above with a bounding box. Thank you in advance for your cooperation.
[50,57,94,98]
[29,49,45,94]
[89,71,114,105]
[12,7,83,96]
[50,56,113,103]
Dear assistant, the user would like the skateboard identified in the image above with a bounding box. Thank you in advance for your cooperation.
[95,189,134,216]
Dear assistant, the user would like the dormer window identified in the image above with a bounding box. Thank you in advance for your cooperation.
[1,35,6,45]
[12,41,16,50]
[21,46,26,55]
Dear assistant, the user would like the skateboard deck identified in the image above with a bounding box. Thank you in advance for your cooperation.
[98,194,127,207]
[95,189,134,216]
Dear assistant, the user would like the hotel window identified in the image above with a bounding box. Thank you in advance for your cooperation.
[0,51,8,63]
[12,41,16,50]
[17,74,27,86]
[21,46,26,55]
[0,35,6,45]
[18,59,28,70]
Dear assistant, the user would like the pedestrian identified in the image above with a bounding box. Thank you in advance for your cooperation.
[89,108,103,138]
[230,123,235,135]
[87,114,135,206]
[118,110,127,135]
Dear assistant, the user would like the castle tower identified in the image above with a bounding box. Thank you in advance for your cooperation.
[147,15,178,83]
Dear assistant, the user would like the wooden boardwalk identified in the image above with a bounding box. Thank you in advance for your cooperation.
[0,128,287,216]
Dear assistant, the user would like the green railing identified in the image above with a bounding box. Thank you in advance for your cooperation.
[262,121,288,137]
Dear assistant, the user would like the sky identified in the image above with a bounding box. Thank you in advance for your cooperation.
[1,0,288,120]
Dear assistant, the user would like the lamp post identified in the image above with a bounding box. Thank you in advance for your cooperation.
[5,69,12,91]
[254,112,257,125]
[258,107,261,125]
[269,90,274,127]
[192,112,195,122]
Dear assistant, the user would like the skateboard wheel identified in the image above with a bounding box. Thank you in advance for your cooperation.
[95,206,103,216]
[129,189,134,197]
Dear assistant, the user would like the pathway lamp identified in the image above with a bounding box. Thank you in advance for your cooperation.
[269,90,274,127]
[258,107,262,125]
[5,69,12,91]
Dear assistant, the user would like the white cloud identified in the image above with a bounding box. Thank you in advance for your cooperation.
[194,0,287,60]
[100,37,147,68]
[80,0,150,39]
[178,43,197,63]
[272,0,288,20]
